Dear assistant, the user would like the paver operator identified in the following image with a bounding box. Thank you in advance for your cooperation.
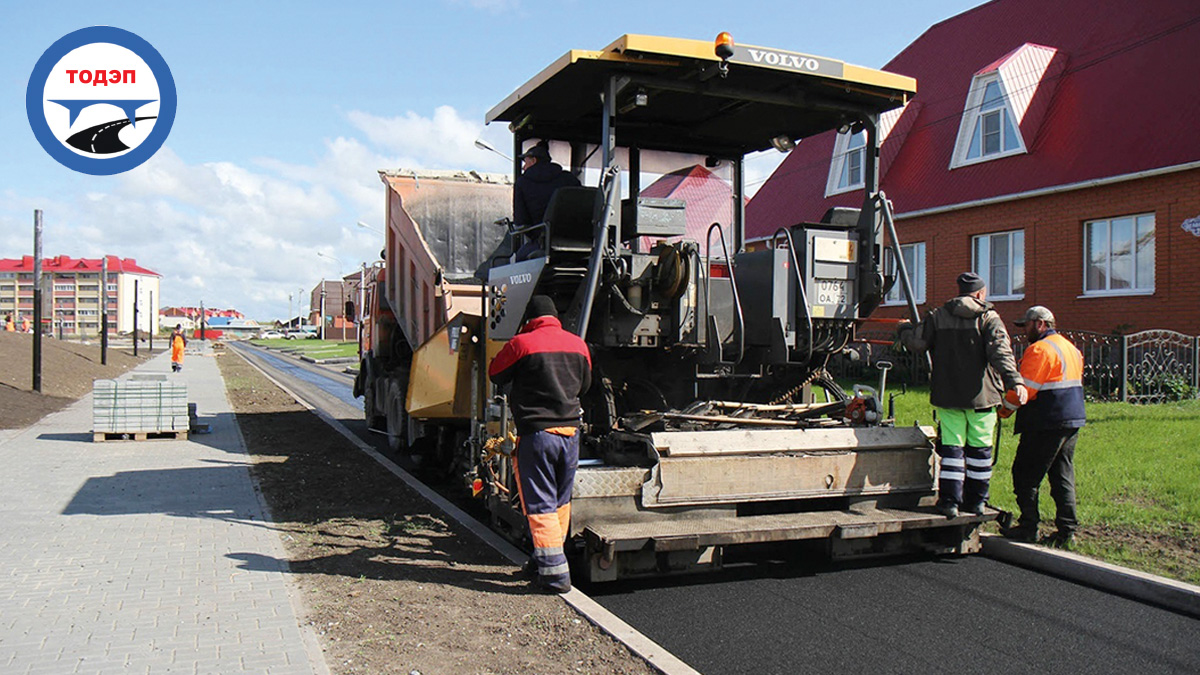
[512,143,580,261]
[488,295,592,593]
[900,272,1027,518]
[998,306,1086,548]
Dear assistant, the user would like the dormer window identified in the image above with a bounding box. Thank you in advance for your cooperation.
[830,130,866,193]
[950,43,1062,170]
[953,74,1025,167]
[968,78,1021,159]
[825,103,914,197]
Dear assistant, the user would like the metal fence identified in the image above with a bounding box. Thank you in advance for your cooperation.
[832,327,1200,404]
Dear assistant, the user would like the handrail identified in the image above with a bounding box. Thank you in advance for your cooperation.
[773,227,813,365]
[705,222,744,364]
[878,191,931,371]
[575,167,620,339]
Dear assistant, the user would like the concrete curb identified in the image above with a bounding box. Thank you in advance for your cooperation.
[231,346,699,675]
[982,533,1200,618]
[298,355,357,365]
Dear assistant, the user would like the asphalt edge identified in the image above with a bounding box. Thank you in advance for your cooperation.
[230,344,701,675]
[200,348,334,675]
[981,533,1200,618]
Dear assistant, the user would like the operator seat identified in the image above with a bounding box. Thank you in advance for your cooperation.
[540,186,602,292]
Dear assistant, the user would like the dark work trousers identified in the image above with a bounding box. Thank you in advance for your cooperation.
[513,429,579,589]
[937,444,993,508]
[1012,428,1079,533]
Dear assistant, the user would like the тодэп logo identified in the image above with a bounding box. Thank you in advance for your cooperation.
[26,26,176,175]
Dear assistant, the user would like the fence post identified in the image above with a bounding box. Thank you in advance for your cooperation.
[1194,335,1199,399]
[1119,333,1128,403]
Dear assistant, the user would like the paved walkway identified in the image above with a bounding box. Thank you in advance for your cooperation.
[0,346,327,675]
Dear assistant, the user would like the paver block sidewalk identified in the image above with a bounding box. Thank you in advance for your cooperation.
[0,347,325,675]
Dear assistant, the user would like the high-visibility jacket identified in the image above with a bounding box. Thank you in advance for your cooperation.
[1010,330,1086,434]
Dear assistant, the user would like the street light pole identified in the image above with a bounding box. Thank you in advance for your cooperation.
[32,210,43,392]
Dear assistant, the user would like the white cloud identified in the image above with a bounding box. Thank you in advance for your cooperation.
[1,104,515,321]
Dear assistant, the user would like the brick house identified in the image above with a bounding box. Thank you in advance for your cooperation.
[746,0,1200,335]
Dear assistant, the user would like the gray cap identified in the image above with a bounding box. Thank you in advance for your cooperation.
[1014,305,1055,326]
[957,271,985,294]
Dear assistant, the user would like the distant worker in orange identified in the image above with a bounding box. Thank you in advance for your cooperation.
[20,315,30,333]
[170,324,187,372]
[4,314,13,332]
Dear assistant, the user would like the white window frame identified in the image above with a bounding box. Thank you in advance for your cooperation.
[971,230,1025,301]
[951,74,1027,169]
[1083,213,1155,296]
[884,242,926,306]
[825,129,867,196]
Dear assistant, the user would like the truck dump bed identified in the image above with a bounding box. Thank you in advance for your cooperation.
[379,170,512,348]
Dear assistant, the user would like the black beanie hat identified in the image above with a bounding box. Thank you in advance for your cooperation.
[957,272,985,295]
[524,295,558,323]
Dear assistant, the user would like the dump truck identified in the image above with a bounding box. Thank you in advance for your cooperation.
[355,34,997,582]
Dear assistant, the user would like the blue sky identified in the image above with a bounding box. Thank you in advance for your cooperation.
[1,0,983,320]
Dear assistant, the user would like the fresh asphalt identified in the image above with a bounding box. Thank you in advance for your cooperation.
[234,342,1200,675]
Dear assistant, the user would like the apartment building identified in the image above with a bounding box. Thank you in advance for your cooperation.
[0,256,161,337]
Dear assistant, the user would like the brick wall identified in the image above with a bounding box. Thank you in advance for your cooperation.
[876,167,1200,335]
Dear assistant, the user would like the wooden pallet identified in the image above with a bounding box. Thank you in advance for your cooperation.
[93,430,189,442]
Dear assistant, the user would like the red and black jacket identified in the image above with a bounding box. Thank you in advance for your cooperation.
[488,316,592,435]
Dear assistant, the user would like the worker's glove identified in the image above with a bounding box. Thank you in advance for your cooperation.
[998,388,1022,419]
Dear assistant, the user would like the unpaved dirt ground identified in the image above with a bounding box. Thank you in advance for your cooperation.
[215,350,656,675]
[0,331,150,429]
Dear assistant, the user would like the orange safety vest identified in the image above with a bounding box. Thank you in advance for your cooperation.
[1010,331,1087,433]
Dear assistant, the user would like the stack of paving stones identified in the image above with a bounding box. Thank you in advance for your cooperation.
[92,376,189,441]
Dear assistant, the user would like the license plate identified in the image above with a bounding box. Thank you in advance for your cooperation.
[815,279,849,306]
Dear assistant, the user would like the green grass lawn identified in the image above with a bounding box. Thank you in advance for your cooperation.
[250,339,360,359]
[867,377,1200,583]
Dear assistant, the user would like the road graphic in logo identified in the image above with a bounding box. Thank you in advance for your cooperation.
[26,27,176,175]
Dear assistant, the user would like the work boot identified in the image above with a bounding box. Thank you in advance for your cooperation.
[533,577,571,594]
[937,502,959,519]
[999,523,1037,543]
[1041,531,1075,550]
[513,557,537,580]
[960,502,985,516]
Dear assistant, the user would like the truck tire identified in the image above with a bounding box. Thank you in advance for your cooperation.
[386,391,407,454]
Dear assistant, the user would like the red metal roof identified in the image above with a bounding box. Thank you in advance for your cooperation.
[747,0,1200,238]
[0,255,161,277]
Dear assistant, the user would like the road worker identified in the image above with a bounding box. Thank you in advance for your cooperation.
[899,272,1027,518]
[999,306,1086,548]
[4,314,13,332]
[488,295,591,593]
[170,324,187,372]
[20,315,30,333]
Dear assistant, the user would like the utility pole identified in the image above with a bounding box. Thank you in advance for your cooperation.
[100,256,108,365]
[200,300,206,341]
[288,292,293,330]
[148,291,154,353]
[358,263,365,351]
[32,210,43,393]
[320,284,327,340]
[133,279,139,356]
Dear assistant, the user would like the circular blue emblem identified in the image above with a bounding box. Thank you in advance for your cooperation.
[26,26,176,175]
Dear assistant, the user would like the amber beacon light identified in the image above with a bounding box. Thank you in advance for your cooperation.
[714,32,735,59]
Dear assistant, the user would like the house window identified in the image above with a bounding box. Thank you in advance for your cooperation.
[951,75,1026,168]
[54,284,74,292]
[972,230,1024,299]
[1084,214,1155,294]
[884,242,926,305]
[827,130,867,195]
